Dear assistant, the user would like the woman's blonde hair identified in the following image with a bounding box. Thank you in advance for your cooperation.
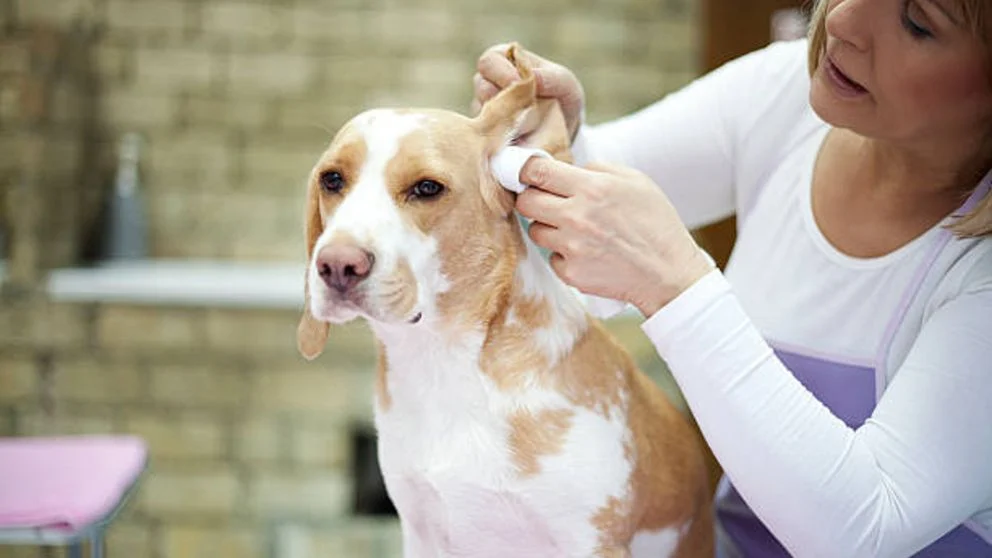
[805,0,992,237]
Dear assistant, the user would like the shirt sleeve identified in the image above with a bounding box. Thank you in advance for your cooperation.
[642,269,992,557]
[570,39,815,230]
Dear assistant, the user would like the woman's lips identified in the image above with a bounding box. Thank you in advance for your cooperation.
[825,56,868,98]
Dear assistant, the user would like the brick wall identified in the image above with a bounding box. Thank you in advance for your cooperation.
[1,0,699,266]
[0,0,699,557]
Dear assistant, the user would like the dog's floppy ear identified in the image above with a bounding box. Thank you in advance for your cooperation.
[474,43,573,215]
[297,178,329,360]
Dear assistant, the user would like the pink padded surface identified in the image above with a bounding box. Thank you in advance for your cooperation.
[0,436,147,531]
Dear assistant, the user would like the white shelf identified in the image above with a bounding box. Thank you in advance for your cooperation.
[45,260,306,309]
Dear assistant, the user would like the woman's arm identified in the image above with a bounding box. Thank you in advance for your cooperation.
[643,269,992,557]
[570,40,813,230]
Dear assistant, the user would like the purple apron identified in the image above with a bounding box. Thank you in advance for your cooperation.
[715,184,992,557]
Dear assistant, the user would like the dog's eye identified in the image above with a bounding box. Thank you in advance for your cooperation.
[411,179,445,199]
[319,171,345,193]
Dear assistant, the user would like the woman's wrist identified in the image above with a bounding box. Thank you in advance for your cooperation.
[633,249,715,317]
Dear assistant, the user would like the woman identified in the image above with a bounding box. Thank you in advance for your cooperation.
[473,0,992,556]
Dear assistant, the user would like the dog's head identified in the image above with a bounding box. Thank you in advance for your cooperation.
[297,44,572,360]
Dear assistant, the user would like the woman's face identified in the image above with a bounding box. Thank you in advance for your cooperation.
[810,0,992,147]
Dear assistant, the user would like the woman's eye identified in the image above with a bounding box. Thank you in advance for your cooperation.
[902,1,934,39]
[319,171,345,193]
[411,179,445,199]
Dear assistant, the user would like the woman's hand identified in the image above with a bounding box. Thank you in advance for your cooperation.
[472,43,585,142]
[516,157,714,317]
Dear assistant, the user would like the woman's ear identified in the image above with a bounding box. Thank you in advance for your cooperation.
[297,178,329,360]
[474,43,574,214]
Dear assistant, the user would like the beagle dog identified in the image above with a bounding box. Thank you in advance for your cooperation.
[297,45,713,558]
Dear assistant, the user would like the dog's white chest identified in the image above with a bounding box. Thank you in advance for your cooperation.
[372,343,643,558]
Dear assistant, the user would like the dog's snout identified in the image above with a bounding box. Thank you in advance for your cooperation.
[317,244,375,293]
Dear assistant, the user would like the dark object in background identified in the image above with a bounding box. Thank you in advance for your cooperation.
[101,132,148,261]
[351,424,397,517]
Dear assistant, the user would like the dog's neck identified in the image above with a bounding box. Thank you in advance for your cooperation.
[370,222,588,390]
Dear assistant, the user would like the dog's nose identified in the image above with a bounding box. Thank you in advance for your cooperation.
[316,244,375,292]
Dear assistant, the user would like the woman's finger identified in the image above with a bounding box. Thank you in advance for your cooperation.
[477,50,520,89]
[527,221,568,254]
[515,187,569,226]
[547,252,576,287]
[473,73,500,104]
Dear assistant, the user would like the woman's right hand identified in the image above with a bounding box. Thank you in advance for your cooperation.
[471,44,586,142]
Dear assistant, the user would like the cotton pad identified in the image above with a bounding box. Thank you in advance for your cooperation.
[490,145,552,193]
[489,145,629,320]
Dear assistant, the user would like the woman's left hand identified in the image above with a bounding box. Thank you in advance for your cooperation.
[516,157,714,317]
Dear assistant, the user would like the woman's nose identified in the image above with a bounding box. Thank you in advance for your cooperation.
[825,0,873,52]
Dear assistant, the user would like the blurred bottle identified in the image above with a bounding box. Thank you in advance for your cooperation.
[102,132,148,261]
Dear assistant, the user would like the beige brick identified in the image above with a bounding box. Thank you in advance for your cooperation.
[105,0,187,32]
[465,14,543,55]
[0,42,28,74]
[229,235,300,262]
[273,523,390,558]
[236,418,285,464]
[0,545,44,558]
[275,525,364,558]
[552,14,627,55]
[289,423,348,469]
[252,366,354,415]
[204,307,302,354]
[149,363,248,408]
[106,521,155,558]
[644,20,697,61]
[53,356,142,404]
[96,306,202,350]
[238,139,325,192]
[0,82,21,126]
[201,2,289,40]
[249,471,349,517]
[122,411,227,460]
[0,358,36,402]
[48,82,89,126]
[227,52,315,95]
[397,57,473,107]
[369,9,459,53]
[142,468,240,515]
[145,130,235,190]
[290,8,367,45]
[18,407,117,436]
[150,225,226,260]
[134,48,220,89]
[584,65,666,112]
[161,526,261,558]
[15,0,94,25]
[145,191,199,243]
[273,97,357,134]
[181,95,271,130]
[93,41,135,82]
[100,90,177,129]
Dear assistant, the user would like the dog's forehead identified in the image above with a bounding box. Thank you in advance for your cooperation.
[324,109,475,160]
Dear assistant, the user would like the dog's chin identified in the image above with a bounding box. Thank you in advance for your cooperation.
[311,295,423,327]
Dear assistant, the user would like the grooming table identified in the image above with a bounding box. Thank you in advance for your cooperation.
[0,435,148,558]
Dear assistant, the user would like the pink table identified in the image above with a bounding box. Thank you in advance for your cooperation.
[0,435,148,558]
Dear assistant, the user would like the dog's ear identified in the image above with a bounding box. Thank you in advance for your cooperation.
[297,179,329,360]
[474,43,573,215]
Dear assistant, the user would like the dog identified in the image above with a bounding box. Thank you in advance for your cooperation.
[296,45,714,558]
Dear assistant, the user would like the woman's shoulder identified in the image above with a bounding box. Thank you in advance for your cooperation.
[928,231,992,311]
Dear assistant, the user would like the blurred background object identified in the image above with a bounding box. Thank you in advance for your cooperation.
[0,0,807,556]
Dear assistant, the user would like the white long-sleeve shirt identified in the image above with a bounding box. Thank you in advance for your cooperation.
[572,39,992,557]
